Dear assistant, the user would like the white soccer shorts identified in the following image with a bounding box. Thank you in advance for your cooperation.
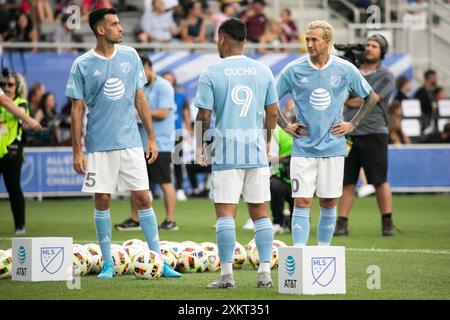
[209,167,271,204]
[81,147,149,194]
[290,156,345,199]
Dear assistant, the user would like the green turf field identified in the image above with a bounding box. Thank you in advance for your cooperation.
[1,195,449,300]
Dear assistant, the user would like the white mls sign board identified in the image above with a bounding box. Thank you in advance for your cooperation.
[12,237,73,282]
[278,246,346,295]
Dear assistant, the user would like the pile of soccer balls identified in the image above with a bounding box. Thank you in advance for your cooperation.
[0,239,287,280]
[0,248,13,279]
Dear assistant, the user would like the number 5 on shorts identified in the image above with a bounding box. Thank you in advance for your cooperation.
[85,172,96,188]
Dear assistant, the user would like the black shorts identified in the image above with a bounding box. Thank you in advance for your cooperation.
[146,152,172,184]
[343,134,388,187]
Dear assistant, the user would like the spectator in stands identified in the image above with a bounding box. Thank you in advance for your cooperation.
[414,69,437,132]
[5,13,39,53]
[21,0,54,25]
[213,2,238,42]
[81,0,113,22]
[258,19,288,53]
[239,0,267,43]
[394,75,411,103]
[58,99,72,146]
[201,2,216,43]
[336,34,396,237]
[0,1,19,42]
[138,0,180,43]
[52,13,80,53]
[35,92,62,145]
[421,122,450,143]
[388,112,411,145]
[162,71,192,202]
[280,8,299,42]
[27,82,45,118]
[433,86,447,102]
[181,1,206,43]
[0,70,41,235]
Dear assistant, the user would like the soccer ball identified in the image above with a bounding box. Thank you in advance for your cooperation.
[84,243,103,274]
[246,238,256,252]
[200,242,217,254]
[233,242,247,269]
[0,253,12,279]
[72,244,90,276]
[205,252,221,272]
[181,241,200,252]
[111,246,131,275]
[248,245,278,270]
[123,244,146,262]
[131,250,164,279]
[177,249,207,273]
[160,245,177,269]
[273,239,287,249]
[167,242,184,260]
[122,239,145,247]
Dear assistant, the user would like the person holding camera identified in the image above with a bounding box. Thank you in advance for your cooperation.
[335,34,396,237]
[0,69,41,235]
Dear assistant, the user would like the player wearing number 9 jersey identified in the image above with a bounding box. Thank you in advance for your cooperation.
[195,18,279,289]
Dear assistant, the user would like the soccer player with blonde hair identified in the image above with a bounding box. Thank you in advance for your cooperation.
[276,20,378,247]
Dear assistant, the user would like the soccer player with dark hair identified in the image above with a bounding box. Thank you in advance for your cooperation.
[66,8,180,279]
[195,18,287,289]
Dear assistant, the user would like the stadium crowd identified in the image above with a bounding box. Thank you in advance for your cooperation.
[0,0,300,49]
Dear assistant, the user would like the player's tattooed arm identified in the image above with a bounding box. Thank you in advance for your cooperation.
[277,107,305,138]
[349,91,377,128]
[71,99,86,174]
[135,88,158,163]
[332,91,377,137]
[264,103,278,144]
[195,108,211,167]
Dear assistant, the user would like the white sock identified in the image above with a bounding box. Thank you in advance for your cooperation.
[294,243,305,247]
[258,262,271,273]
[221,263,233,276]
[318,242,330,246]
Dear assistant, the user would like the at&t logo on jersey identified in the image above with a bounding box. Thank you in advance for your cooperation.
[103,78,125,101]
[309,88,331,111]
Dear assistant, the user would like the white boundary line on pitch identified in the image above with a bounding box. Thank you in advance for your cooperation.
[1,237,450,255]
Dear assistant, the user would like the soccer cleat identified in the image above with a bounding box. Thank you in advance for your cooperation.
[273,224,286,235]
[206,274,236,289]
[162,262,182,278]
[14,228,26,236]
[334,217,348,236]
[257,271,273,288]
[159,219,179,231]
[382,216,394,236]
[357,184,376,197]
[242,218,254,230]
[97,262,115,279]
[176,189,188,201]
[114,218,141,231]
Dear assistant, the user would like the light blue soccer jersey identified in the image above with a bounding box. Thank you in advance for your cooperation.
[277,55,372,158]
[195,55,278,171]
[65,45,147,153]
[138,76,176,152]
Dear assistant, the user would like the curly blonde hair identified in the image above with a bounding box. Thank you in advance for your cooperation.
[307,20,336,55]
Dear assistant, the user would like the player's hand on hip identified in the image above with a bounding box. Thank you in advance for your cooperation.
[332,121,355,137]
[286,123,307,138]
[73,152,86,174]
[146,140,158,164]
